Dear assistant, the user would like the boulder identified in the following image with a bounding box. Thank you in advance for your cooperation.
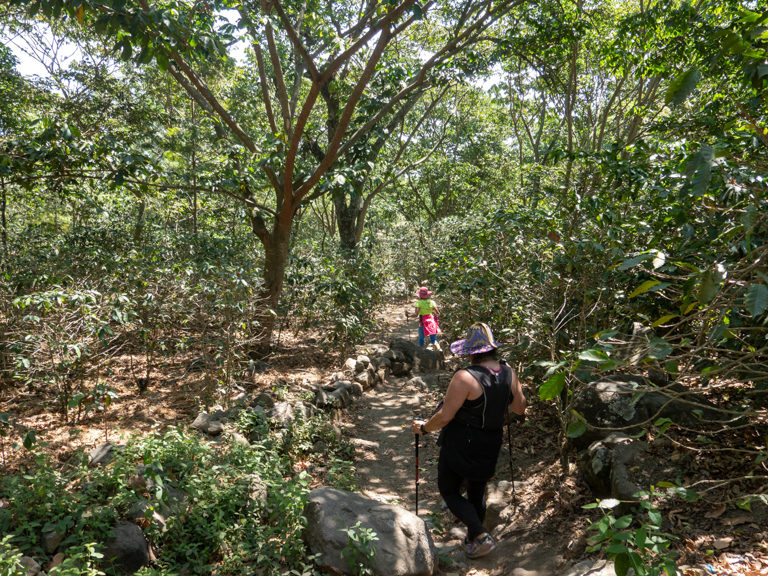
[343,358,359,374]
[355,371,371,388]
[271,401,312,426]
[20,556,41,576]
[390,338,444,373]
[391,361,412,377]
[252,391,275,409]
[190,411,227,436]
[126,500,169,532]
[569,375,726,450]
[88,442,122,467]
[241,474,269,515]
[305,487,437,576]
[42,527,65,553]
[101,521,151,574]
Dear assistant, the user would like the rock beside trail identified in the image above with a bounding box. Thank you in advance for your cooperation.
[388,338,444,373]
[101,521,151,574]
[569,373,733,503]
[569,375,725,450]
[305,487,437,576]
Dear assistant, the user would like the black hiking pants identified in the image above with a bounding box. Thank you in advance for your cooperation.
[437,456,486,541]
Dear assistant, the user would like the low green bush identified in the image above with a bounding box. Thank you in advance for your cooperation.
[0,411,354,576]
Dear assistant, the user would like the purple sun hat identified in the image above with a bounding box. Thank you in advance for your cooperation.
[450,323,501,355]
[417,286,432,299]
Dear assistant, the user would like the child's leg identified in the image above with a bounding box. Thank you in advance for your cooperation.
[418,326,425,346]
[430,334,438,344]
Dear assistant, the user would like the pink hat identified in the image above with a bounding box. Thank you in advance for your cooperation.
[417,286,432,299]
[450,323,501,355]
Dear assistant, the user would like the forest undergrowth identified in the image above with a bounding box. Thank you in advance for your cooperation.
[1,303,767,576]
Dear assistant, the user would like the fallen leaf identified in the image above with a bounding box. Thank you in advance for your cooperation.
[668,509,686,527]
[722,514,752,526]
[713,537,733,550]
[705,503,726,518]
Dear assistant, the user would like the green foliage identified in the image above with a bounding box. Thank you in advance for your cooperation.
[584,491,679,576]
[0,535,26,576]
[340,522,379,576]
[48,543,105,576]
[282,247,383,350]
[0,417,352,575]
[0,413,36,465]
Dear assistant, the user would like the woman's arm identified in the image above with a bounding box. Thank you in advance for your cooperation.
[412,370,473,434]
[508,368,527,416]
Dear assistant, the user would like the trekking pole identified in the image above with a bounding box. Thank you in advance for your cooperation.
[405,311,412,342]
[506,414,516,507]
[414,432,420,515]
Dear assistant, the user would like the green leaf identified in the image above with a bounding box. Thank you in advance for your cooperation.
[688,144,715,197]
[654,417,674,434]
[647,337,673,360]
[665,68,701,106]
[648,509,662,525]
[539,372,565,401]
[578,349,611,362]
[744,284,768,317]
[23,429,36,450]
[614,515,633,530]
[618,253,652,271]
[156,50,169,71]
[614,552,631,576]
[629,280,661,298]
[651,314,678,328]
[566,419,587,438]
[697,269,721,304]
[667,486,701,501]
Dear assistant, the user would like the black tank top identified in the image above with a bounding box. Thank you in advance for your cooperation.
[451,364,512,431]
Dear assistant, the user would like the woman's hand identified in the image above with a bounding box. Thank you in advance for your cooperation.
[412,419,427,434]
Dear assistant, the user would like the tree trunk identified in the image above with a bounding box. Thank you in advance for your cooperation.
[1,176,7,267]
[253,206,294,352]
[334,188,364,254]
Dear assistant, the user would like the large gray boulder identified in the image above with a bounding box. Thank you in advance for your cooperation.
[578,433,662,502]
[569,374,725,450]
[305,487,437,576]
[389,338,444,373]
[101,521,151,574]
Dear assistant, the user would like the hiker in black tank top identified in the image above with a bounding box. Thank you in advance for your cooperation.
[411,323,527,560]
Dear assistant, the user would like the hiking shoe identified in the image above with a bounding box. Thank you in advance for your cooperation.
[465,533,495,559]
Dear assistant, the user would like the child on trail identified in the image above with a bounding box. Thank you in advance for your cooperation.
[406,286,441,351]
[410,322,527,559]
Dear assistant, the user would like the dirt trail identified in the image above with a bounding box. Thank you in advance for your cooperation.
[345,304,578,576]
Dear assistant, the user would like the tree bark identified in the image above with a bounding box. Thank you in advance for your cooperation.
[252,202,295,353]
[334,188,364,254]
[1,176,7,267]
